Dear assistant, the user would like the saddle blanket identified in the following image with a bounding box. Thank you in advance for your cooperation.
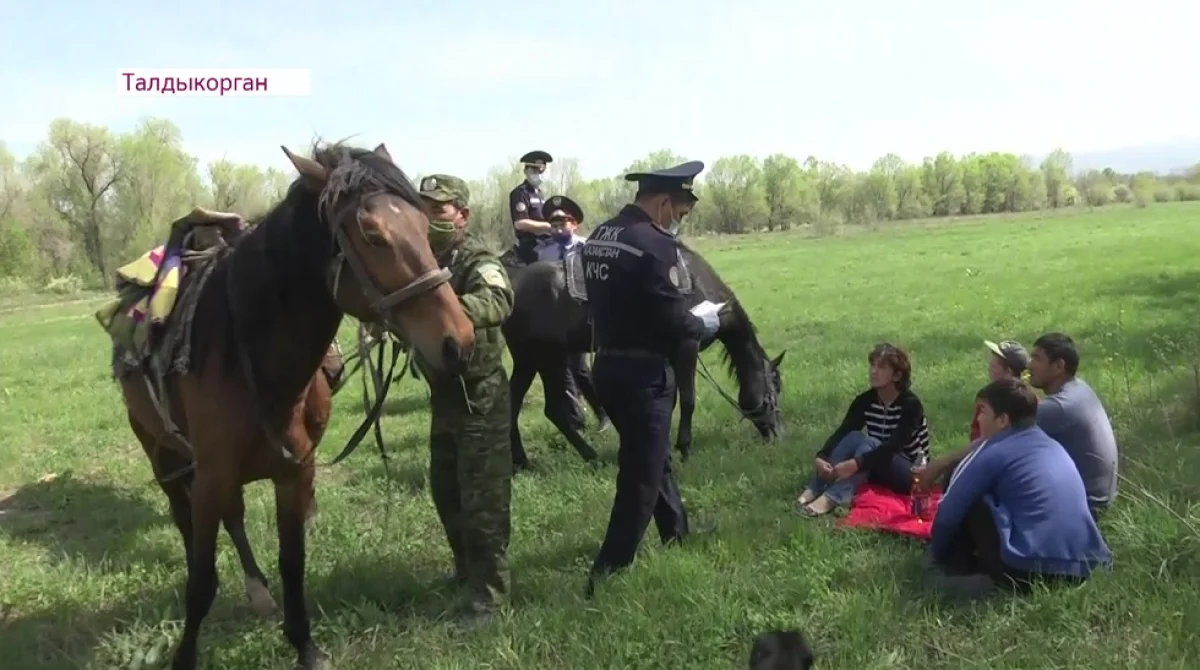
[94,245,184,359]
[95,207,246,365]
[836,484,944,542]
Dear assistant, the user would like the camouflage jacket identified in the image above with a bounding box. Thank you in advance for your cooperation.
[419,238,514,408]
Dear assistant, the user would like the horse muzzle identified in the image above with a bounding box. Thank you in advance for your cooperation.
[440,336,471,376]
[747,406,783,441]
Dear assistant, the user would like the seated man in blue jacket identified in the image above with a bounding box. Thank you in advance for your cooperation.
[928,377,1112,596]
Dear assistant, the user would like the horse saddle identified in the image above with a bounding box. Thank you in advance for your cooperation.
[563,245,693,302]
[171,207,247,254]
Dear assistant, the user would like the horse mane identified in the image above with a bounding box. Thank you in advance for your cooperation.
[678,240,763,379]
[313,142,429,221]
[188,140,427,389]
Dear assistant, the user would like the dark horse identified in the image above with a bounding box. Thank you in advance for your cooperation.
[500,241,785,467]
[112,143,476,670]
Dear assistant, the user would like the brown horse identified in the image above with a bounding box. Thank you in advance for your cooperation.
[114,142,475,670]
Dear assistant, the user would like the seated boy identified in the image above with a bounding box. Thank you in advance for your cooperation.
[918,338,1033,490]
[927,378,1111,596]
[797,342,931,517]
[970,339,1032,440]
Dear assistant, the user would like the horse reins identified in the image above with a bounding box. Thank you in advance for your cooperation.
[694,355,775,425]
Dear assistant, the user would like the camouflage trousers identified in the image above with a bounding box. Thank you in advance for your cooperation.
[429,368,513,611]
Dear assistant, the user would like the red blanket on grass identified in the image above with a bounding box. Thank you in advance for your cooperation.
[836,484,944,541]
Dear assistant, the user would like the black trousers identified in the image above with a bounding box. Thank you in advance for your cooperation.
[941,502,1020,581]
[590,357,688,576]
[515,235,540,265]
[941,501,1083,591]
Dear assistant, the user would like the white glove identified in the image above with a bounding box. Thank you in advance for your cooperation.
[689,300,725,339]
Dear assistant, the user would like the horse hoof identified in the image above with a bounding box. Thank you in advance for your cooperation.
[244,576,277,619]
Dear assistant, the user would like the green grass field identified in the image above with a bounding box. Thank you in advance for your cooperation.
[3,204,1200,669]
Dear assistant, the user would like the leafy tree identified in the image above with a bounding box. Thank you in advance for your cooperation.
[0,115,1190,291]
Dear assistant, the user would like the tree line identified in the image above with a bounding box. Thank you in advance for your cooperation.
[2,117,1199,290]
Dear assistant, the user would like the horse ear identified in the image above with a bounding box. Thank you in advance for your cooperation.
[281,145,328,185]
[373,143,393,161]
[771,350,786,368]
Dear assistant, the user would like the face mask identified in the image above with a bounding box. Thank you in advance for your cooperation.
[526,172,542,187]
[658,200,681,235]
[427,219,459,253]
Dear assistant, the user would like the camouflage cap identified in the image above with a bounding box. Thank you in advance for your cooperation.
[419,174,470,205]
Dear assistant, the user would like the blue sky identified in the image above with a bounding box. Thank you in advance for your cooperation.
[2,0,1197,181]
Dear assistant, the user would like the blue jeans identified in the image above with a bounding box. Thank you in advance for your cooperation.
[807,432,915,506]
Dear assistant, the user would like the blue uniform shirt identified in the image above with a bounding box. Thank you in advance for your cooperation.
[508,181,546,244]
[582,204,707,357]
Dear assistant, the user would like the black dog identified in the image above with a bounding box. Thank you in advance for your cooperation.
[749,630,815,669]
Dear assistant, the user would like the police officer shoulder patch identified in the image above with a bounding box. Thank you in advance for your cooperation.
[669,266,680,286]
[478,263,507,288]
[515,201,527,213]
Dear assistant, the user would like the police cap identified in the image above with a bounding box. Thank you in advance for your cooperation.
[544,195,584,224]
[625,160,705,202]
[519,150,553,168]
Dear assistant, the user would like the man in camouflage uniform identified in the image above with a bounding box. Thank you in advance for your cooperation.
[416,173,515,618]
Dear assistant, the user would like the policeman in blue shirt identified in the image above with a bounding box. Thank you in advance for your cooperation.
[581,160,723,595]
[539,195,609,433]
[509,150,553,265]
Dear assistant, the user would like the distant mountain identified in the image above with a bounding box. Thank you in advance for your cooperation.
[1037,139,1200,176]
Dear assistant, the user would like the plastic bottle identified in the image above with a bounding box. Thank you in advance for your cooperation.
[911,454,931,521]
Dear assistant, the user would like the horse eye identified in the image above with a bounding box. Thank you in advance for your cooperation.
[361,229,389,247]
[354,212,390,247]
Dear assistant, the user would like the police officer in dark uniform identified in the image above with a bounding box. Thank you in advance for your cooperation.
[581,160,723,595]
[509,150,553,265]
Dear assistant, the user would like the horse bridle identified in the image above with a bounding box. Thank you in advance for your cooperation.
[317,189,453,466]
